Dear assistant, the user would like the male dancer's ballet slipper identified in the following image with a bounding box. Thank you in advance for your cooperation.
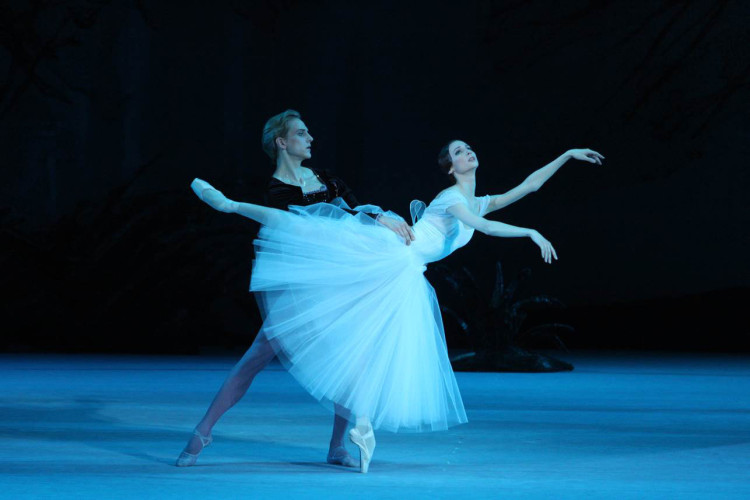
[326,446,359,468]
[349,425,376,473]
[175,428,213,467]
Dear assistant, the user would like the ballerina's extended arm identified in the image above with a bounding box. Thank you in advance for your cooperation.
[485,148,604,214]
[191,178,286,228]
[447,203,558,264]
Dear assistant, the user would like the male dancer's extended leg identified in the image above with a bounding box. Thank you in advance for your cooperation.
[181,330,276,456]
[178,330,356,466]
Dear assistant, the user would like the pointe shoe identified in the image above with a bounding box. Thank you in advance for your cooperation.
[349,425,376,474]
[326,446,358,468]
[175,429,213,467]
[190,178,236,213]
[190,178,215,201]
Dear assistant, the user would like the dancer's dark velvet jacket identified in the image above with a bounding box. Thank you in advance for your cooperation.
[264,168,377,219]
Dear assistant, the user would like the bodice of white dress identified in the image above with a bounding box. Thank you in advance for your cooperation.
[410,189,491,265]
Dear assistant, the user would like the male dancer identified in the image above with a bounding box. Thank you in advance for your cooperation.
[176,110,414,467]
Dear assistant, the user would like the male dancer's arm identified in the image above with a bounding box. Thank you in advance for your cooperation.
[264,180,299,211]
[324,170,415,245]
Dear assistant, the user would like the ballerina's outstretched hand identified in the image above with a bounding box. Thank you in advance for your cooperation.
[529,230,558,264]
[567,149,604,165]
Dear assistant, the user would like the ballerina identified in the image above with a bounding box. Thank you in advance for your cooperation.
[190,140,603,473]
[175,110,413,469]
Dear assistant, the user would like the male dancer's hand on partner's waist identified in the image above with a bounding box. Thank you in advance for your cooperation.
[376,215,416,245]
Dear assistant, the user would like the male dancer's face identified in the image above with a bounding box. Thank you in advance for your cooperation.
[279,118,314,160]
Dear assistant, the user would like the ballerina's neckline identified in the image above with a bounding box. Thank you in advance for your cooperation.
[443,187,481,215]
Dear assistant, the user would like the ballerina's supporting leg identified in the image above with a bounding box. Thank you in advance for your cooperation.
[349,416,376,473]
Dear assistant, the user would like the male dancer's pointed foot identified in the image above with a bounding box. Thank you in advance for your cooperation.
[349,423,376,473]
[326,446,358,468]
[176,428,213,467]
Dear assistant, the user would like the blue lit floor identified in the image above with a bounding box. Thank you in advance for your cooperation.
[1,351,749,499]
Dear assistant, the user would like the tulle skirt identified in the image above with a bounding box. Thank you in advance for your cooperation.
[250,203,467,432]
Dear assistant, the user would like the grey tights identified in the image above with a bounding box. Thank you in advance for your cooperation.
[183,331,351,455]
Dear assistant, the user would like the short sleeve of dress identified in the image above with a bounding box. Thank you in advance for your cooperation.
[431,189,470,214]
[478,195,492,217]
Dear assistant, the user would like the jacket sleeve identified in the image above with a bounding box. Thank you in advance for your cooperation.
[264,182,298,211]
[324,170,379,220]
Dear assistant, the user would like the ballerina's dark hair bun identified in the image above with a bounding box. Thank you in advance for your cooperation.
[437,140,459,175]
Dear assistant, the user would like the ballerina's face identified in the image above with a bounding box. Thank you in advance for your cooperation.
[278,118,314,160]
[447,140,479,175]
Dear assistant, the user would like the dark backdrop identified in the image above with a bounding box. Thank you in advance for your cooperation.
[2,0,748,353]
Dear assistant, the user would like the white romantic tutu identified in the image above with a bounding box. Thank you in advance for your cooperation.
[250,202,467,432]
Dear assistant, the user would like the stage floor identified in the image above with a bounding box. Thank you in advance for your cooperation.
[1,351,749,499]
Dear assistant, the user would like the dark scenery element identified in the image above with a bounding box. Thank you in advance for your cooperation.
[434,262,574,372]
[1,183,261,353]
[2,0,749,356]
